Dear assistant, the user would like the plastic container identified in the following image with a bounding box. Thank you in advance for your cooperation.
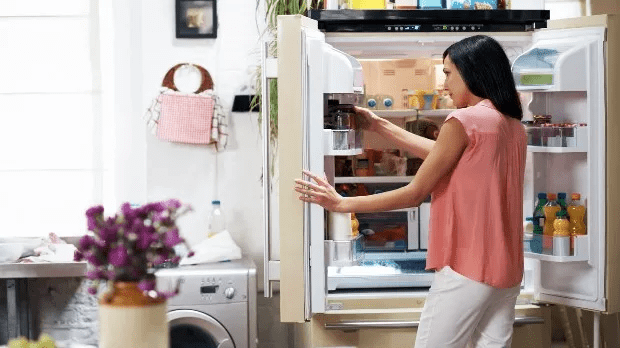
[329,212,353,241]
[530,226,543,254]
[207,200,226,237]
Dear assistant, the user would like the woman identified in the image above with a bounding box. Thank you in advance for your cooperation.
[295,35,527,347]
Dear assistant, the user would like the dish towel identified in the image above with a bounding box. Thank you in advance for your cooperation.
[143,63,228,149]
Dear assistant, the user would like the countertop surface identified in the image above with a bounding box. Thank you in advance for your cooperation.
[1,345,96,348]
[0,262,87,279]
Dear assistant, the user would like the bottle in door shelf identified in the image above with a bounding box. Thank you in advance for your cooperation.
[567,193,586,236]
[531,225,544,254]
[567,193,586,252]
[553,210,571,257]
[533,192,547,227]
[543,193,560,250]
[557,192,568,213]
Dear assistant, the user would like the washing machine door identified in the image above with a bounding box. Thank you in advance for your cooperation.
[168,309,235,348]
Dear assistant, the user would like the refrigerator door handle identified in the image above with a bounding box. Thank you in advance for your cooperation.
[262,40,279,297]
[301,31,312,320]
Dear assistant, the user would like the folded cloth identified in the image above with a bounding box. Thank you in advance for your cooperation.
[180,230,242,265]
[17,232,77,263]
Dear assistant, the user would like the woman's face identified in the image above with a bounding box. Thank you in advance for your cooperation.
[443,55,474,108]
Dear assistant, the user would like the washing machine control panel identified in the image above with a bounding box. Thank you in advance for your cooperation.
[156,268,249,306]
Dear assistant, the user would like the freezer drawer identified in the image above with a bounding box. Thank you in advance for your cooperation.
[295,305,550,348]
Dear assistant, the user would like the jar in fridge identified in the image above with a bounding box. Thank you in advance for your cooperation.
[333,109,356,150]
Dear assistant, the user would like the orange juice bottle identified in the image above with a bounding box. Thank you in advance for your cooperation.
[553,210,571,256]
[567,193,586,253]
[543,193,560,250]
[567,193,586,236]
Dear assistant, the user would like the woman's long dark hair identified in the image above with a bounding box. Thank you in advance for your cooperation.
[443,35,523,120]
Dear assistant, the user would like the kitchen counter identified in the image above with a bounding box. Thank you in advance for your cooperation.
[0,261,87,279]
[1,261,88,342]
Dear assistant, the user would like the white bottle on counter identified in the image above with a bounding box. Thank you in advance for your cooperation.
[207,200,226,237]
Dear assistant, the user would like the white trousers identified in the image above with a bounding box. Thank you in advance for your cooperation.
[414,266,521,348]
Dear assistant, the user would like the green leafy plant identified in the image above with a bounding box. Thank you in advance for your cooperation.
[251,0,324,144]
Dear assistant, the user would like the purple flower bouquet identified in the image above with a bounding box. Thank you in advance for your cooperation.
[75,199,194,297]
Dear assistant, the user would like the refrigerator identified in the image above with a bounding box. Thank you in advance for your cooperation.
[260,10,620,334]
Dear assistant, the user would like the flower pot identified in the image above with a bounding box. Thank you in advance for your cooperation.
[98,281,168,348]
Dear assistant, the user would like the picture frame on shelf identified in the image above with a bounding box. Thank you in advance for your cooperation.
[176,0,217,39]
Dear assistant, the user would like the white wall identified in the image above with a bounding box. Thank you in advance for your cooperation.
[544,0,584,19]
[110,0,268,285]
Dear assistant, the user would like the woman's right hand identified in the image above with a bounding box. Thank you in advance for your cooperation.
[353,106,382,133]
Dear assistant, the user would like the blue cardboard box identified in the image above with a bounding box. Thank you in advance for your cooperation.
[418,0,446,9]
[450,0,497,9]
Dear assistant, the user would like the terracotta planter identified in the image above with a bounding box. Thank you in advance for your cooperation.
[98,282,168,348]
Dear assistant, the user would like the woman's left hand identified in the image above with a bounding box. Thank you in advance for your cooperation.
[294,170,345,212]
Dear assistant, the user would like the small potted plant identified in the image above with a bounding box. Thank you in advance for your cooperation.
[75,199,193,348]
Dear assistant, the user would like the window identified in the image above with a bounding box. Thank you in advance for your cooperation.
[0,0,108,237]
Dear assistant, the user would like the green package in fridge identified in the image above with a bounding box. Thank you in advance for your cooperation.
[520,73,554,86]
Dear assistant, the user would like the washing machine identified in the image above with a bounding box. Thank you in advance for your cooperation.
[155,258,257,348]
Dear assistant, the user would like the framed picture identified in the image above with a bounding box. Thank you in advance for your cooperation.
[176,0,217,39]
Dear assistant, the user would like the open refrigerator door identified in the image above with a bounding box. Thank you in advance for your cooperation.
[514,24,607,312]
[262,14,364,322]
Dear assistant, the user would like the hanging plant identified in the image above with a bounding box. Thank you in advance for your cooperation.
[251,0,324,145]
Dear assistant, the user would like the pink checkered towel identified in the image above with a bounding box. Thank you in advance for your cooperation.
[156,92,215,144]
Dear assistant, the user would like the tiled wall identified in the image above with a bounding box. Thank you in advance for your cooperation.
[28,278,99,347]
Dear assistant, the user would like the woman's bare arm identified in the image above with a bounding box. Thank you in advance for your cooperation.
[354,106,435,159]
[295,118,468,213]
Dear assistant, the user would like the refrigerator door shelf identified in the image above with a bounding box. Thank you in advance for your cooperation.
[526,125,588,152]
[527,146,587,153]
[323,129,363,156]
[513,35,596,92]
[524,234,590,263]
[324,234,364,267]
